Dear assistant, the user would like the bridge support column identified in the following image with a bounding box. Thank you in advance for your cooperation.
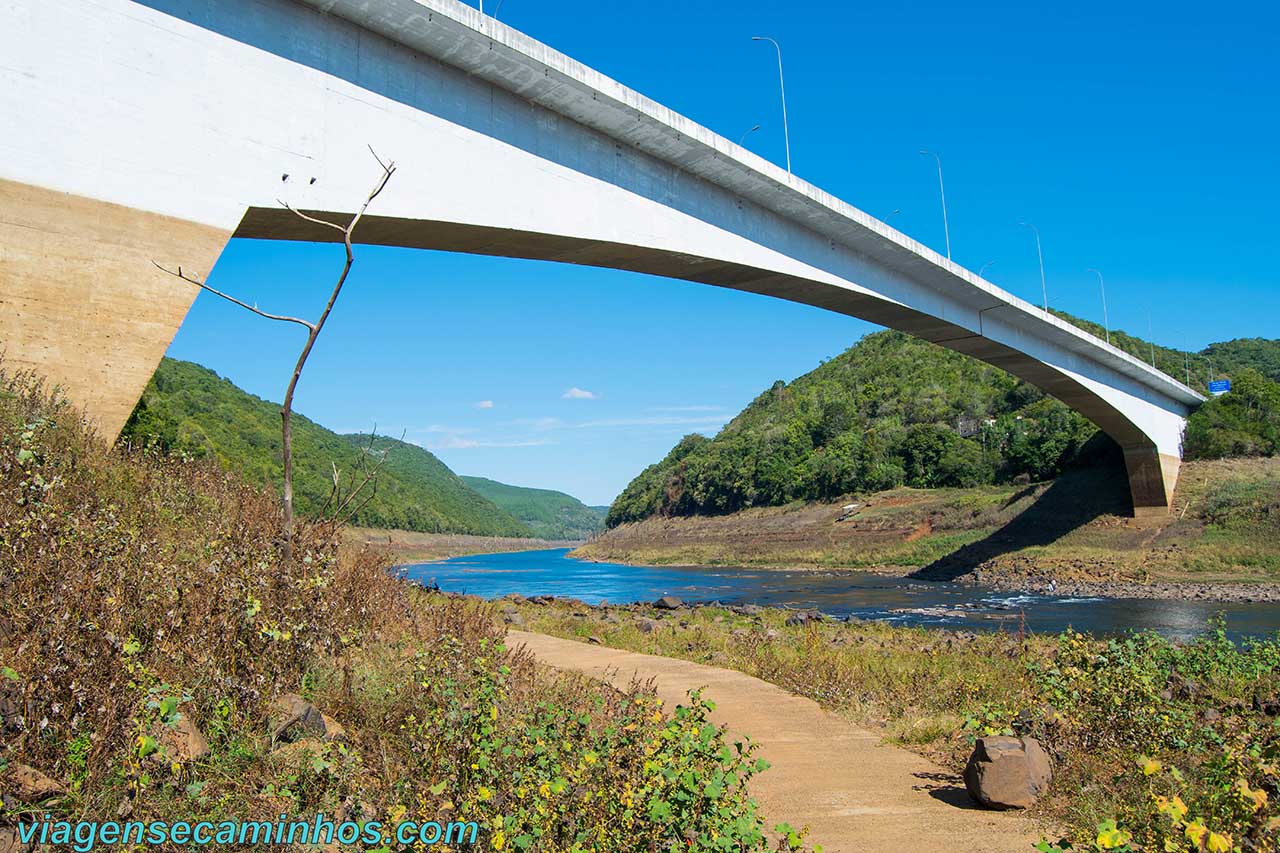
[1123,446,1181,518]
[0,179,229,441]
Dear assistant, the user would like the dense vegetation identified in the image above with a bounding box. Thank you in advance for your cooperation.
[1185,369,1280,460]
[520,600,1280,853]
[460,476,606,540]
[609,330,1280,527]
[121,358,531,537]
[608,331,1113,526]
[0,367,813,852]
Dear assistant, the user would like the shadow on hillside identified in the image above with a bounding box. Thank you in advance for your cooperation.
[910,468,1131,583]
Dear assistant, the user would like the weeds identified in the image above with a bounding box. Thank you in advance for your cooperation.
[0,368,812,851]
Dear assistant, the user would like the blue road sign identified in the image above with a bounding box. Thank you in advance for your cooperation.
[1209,379,1231,396]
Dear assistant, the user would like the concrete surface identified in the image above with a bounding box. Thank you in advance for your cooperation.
[0,0,1202,511]
[509,630,1047,853]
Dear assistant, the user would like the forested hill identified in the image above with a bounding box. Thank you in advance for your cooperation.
[460,476,607,540]
[606,330,1280,527]
[121,358,531,537]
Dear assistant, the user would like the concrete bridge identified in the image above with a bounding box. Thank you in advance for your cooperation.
[0,0,1203,515]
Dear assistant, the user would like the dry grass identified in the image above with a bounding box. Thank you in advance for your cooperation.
[577,463,1280,587]
[0,369,812,852]
[343,526,575,565]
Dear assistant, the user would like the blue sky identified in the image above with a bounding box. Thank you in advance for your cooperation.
[167,0,1279,506]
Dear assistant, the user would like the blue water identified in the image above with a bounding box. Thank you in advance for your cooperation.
[402,548,1280,642]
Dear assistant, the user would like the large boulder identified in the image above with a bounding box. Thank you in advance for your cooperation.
[269,694,327,745]
[963,736,1052,810]
[653,596,684,610]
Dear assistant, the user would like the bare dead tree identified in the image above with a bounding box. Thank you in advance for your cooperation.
[155,148,396,560]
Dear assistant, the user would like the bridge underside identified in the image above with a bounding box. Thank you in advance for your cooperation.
[0,177,1182,517]
[1,0,1198,519]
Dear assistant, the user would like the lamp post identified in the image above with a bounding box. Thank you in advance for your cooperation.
[1086,268,1111,345]
[919,150,950,260]
[751,37,791,174]
[739,124,761,146]
[1020,222,1047,311]
[1146,309,1156,367]
[979,260,995,278]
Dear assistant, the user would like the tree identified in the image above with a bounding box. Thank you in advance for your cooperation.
[156,148,396,559]
[1185,368,1280,459]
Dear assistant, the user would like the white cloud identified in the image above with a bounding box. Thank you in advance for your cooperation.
[474,400,495,409]
[561,387,599,400]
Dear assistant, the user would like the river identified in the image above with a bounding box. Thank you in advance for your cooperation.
[402,548,1280,642]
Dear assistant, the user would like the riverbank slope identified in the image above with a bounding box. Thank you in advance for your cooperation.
[345,525,579,564]
[576,458,1280,601]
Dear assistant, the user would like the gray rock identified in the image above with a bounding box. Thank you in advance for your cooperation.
[963,736,1052,810]
[653,595,684,610]
[269,694,327,745]
[784,610,822,627]
[637,619,658,634]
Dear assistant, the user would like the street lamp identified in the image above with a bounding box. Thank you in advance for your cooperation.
[978,260,995,278]
[739,124,761,146]
[885,208,902,220]
[1086,268,1111,345]
[919,150,950,260]
[1020,221,1047,311]
[1146,309,1156,367]
[751,37,791,174]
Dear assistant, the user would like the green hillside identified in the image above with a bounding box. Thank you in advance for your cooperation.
[607,330,1280,527]
[1053,312,1280,388]
[121,358,531,536]
[460,476,606,540]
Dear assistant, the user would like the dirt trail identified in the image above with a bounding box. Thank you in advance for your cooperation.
[509,630,1047,853]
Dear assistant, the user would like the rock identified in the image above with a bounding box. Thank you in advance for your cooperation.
[2,763,66,803]
[1202,708,1222,723]
[269,694,327,745]
[154,713,210,764]
[0,826,31,853]
[502,611,525,626]
[653,595,683,610]
[730,604,762,616]
[1254,693,1280,716]
[269,738,325,766]
[785,610,822,627]
[528,595,555,606]
[963,737,1052,810]
[321,713,348,744]
[730,628,750,638]
[637,619,658,634]
[764,629,780,641]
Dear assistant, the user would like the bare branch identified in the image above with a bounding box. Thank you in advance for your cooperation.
[152,262,315,331]
[278,203,349,235]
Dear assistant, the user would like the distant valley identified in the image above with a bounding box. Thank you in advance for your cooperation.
[121,358,602,540]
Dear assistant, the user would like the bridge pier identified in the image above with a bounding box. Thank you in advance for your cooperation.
[1124,447,1181,518]
[0,179,229,440]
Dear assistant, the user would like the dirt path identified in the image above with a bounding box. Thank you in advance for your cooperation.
[509,630,1046,853]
